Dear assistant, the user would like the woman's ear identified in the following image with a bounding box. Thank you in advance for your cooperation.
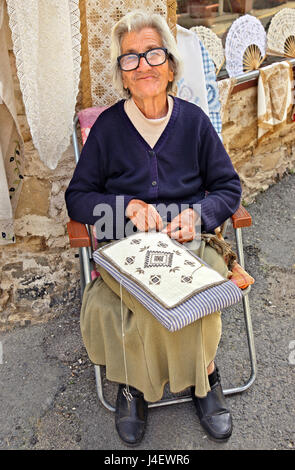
[167,58,174,83]
[168,66,174,83]
[122,76,127,89]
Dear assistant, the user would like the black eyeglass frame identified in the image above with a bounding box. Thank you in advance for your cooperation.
[117,47,170,71]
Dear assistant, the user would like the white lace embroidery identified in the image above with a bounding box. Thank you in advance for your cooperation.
[225,15,266,78]
[267,8,295,57]
[6,0,81,170]
[84,0,168,107]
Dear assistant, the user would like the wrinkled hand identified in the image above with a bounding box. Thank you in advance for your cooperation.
[126,199,164,232]
[162,208,200,243]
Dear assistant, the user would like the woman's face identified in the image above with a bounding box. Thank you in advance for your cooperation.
[120,27,174,102]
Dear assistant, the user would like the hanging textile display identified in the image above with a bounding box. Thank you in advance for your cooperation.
[190,26,225,76]
[0,0,24,245]
[6,0,81,170]
[166,0,177,39]
[176,25,209,116]
[217,77,237,123]
[257,61,293,143]
[78,0,175,108]
[199,40,222,140]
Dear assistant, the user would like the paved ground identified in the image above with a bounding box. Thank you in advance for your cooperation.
[0,173,294,451]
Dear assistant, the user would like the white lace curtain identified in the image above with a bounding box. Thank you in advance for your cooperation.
[0,0,24,245]
[6,0,81,170]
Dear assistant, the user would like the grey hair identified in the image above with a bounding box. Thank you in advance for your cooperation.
[110,10,183,99]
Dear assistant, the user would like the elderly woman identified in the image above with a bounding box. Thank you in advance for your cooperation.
[65,10,242,446]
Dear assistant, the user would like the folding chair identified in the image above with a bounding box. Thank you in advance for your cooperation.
[67,108,257,413]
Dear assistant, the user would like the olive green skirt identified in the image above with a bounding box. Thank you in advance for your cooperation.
[80,242,228,402]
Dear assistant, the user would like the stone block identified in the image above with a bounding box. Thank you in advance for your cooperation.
[1,236,47,254]
[260,149,284,172]
[15,177,51,218]
[23,140,76,180]
[14,215,65,239]
[17,115,32,142]
[225,123,257,151]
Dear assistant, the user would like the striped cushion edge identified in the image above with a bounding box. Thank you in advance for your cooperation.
[93,251,243,332]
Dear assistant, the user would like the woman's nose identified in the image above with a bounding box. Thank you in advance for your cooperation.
[137,55,151,71]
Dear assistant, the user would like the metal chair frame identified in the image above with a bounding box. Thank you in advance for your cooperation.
[70,115,257,413]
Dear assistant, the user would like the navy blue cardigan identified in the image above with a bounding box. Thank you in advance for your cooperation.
[65,97,241,240]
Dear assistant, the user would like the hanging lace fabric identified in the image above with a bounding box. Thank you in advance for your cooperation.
[199,40,222,141]
[6,0,81,170]
[79,0,170,108]
[217,77,237,124]
[176,25,209,117]
[257,61,293,143]
[0,0,24,245]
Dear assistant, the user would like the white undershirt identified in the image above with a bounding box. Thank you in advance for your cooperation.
[124,95,174,148]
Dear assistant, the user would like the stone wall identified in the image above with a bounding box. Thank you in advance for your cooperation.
[1,41,295,330]
[222,85,295,204]
[0,138,80,329]
[0,40,80,330]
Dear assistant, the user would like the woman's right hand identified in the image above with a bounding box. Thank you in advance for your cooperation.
[162,208,200,243]
[125,199,164,232]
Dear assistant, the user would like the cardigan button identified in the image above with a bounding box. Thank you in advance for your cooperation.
[151,180,157,186]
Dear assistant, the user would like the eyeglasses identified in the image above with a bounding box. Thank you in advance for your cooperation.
[117,47,169,71]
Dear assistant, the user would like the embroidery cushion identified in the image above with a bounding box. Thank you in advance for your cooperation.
[93,232,243,332]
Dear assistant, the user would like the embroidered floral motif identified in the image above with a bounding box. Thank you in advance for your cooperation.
[169,266,180,273]
[157,241,168,248]
[149,274,161,285]
[125,256,135,265]
[139,245,150,252]
[130,238,141,245]
[135,267,145,275]
[173,250,182,256]
[184,260,196,266]
[177,77,201,106]
[181,275,193,283]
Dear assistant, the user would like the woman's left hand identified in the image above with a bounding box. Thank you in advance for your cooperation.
[162,208,200,243]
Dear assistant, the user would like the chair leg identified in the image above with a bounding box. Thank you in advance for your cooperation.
[235,226,245,269]
[80,246,92,286]
[223,290,257,396]
[221,227,257,396]
[79,248,86,299]
[94,365,115,412]
[93,363,192,412]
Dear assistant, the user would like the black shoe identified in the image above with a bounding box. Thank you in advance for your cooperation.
[191,367,232,442]
[115,384,148,446]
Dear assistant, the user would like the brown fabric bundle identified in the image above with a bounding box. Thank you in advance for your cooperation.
[201,233,237,271]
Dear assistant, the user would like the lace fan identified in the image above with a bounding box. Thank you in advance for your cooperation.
[267,8,295,58]
[225,15,267,77]
[190,26,225,75]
